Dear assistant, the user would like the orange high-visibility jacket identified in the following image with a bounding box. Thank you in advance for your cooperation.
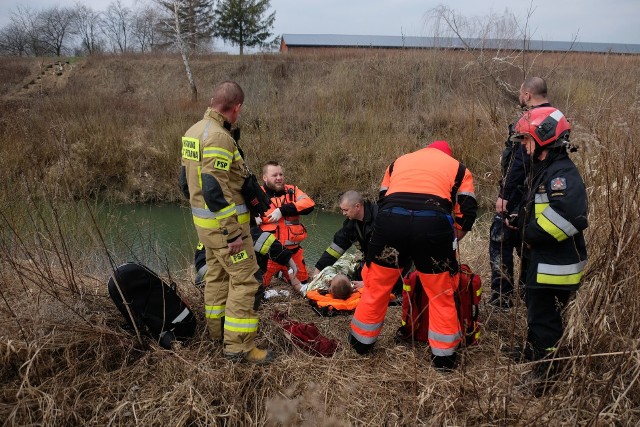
[378,146,477,231]
[259,184,315,249]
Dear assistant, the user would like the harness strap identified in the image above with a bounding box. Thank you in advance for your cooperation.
[450,162,466,204]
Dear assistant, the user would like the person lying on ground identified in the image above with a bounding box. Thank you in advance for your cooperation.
[300,253,361,296]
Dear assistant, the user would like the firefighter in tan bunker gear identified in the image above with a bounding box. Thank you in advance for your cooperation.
[179,81,273,364]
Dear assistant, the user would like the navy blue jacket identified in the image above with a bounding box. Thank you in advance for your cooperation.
[520,150,588,290]
[315,201,378,271]
[499,103,551,213]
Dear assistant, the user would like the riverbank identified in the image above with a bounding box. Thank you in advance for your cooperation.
[2,51,637,207]
[1,50,640,425]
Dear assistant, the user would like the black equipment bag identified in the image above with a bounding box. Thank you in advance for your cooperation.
[231,129,271,217]
[241,173,271,217]
[108,263,197,348]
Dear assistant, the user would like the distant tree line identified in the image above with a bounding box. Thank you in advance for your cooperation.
[0,0,277,57]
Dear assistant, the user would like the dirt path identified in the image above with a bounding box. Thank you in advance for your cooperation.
[15,59,84,97]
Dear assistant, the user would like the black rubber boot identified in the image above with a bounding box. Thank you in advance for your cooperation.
[159,330,176,349]
[509,342,538,363]
[432,353,458,372]
[348,332,374,355]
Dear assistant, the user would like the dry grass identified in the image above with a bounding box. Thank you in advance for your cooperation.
[1,49,640,425]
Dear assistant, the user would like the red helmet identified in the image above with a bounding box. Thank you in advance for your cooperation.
[514,107,571,147]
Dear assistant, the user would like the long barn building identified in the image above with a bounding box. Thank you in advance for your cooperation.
[280,34,640,55]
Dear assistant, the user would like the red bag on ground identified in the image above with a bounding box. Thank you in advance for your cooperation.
[273,311,339,357]
[457,264,482,345]
[397,264,481,346]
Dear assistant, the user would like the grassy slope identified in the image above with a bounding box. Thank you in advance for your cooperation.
[1,51,639,425]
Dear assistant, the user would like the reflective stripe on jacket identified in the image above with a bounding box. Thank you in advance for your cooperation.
[259,183,315,248]
[522,152,588,290]
[180,108,249,246]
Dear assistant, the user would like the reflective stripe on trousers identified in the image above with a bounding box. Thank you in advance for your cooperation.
[419,271,461,356]
[350,263,399,346]
[205,304,225,319]
[224,316,259,333]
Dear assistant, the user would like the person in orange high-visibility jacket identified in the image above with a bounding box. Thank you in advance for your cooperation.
[259,161,315,290]
[349,140,478,372]
[179,81,272,364]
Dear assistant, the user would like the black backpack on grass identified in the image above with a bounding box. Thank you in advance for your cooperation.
[108,263,197,349]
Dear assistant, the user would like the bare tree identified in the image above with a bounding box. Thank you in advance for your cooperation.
[8,6,44,56]
[425,5,527,100]
[131,6,161,52]
[156,0,198,101]
[101,0,132,53]
[157,0,215,52]
[38,6,77,57]
[73,3,103,55]
[0,22,31,56]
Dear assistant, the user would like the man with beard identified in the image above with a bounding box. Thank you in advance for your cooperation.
[258,161,315,291]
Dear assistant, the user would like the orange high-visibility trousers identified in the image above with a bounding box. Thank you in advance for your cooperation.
[350,263,460,355]
[350,263,400,349]
[262,248,308,286]
[417,271,461,356]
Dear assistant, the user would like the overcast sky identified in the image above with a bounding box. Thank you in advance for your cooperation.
[1,0,638,46]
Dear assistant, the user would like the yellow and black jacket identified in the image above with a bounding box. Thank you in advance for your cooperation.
[520,151,588,290]
[180,108,250,248]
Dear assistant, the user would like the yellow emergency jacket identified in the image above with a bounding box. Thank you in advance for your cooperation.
[180,108,250,248]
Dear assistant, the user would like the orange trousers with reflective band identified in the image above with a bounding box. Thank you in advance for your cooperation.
[262,248,308,286]
[351,263,461,355]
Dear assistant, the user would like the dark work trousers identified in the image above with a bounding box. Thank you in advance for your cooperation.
[489,214,520,297]
[367,209,457,274]
[525,286,571,357]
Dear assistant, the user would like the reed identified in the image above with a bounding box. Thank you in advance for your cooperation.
[1,49,639,425]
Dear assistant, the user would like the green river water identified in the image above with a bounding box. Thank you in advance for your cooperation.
[99,204,345,275]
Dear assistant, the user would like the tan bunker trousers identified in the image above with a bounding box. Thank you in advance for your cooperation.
[199,223,261,354]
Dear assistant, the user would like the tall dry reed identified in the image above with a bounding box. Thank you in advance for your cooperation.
[1,50,639,425]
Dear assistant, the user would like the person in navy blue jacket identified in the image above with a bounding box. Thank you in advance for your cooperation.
[514,106,588,365]
[489,77,551,309]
